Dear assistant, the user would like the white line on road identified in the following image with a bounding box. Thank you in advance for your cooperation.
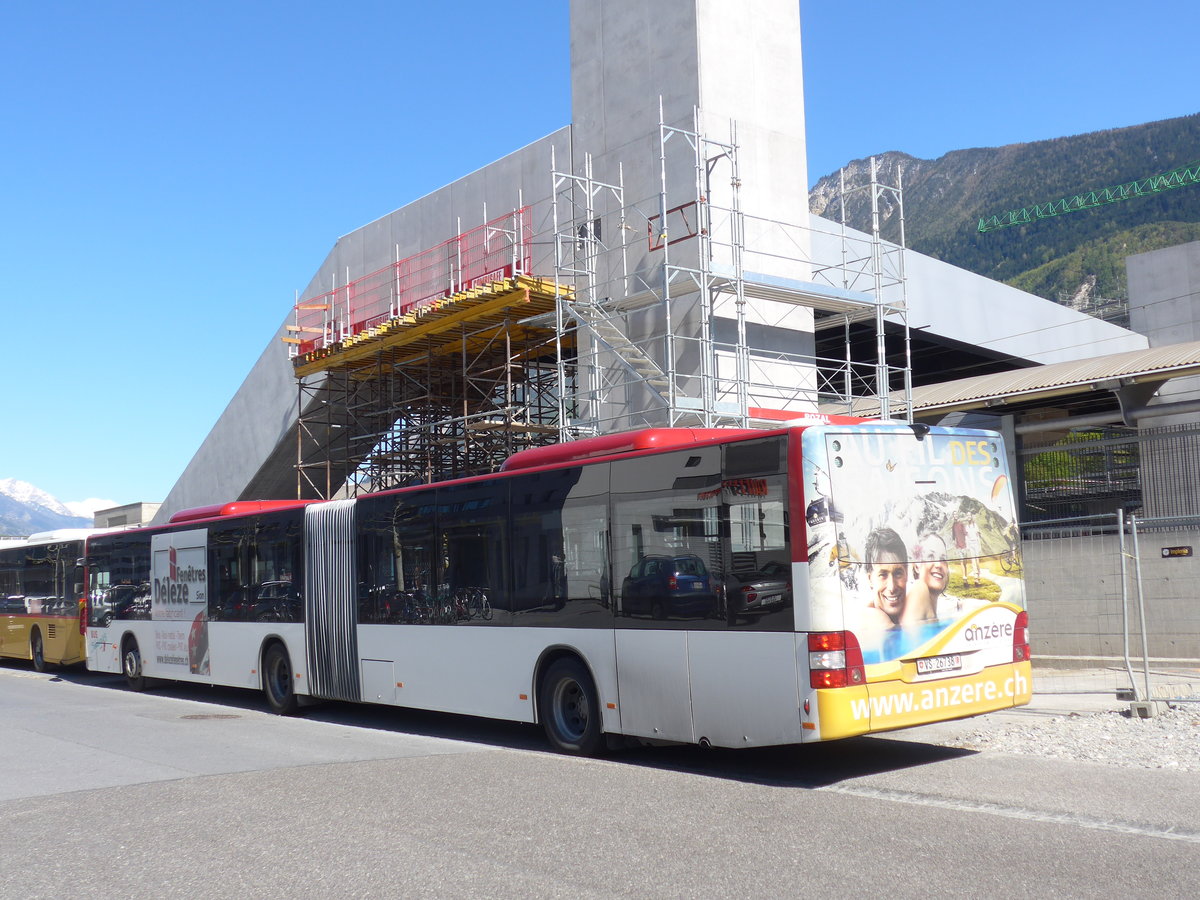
[820,784,1200,844]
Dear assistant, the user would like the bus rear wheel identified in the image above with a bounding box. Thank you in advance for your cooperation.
[539,657,603,756]
[30,629,47,672]
[262,643,299,715]
[122,638,146,692]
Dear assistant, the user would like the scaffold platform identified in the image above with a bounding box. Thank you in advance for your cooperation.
[291,275,573,378]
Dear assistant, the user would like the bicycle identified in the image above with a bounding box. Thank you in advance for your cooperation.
[999,538,1021,574]
[464,586,493,621]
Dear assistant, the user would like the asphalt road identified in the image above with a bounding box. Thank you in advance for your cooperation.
[2,661,1197,899]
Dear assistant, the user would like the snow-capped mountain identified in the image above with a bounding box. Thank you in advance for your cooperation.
[0,479,92,537]
[0,478,76,516]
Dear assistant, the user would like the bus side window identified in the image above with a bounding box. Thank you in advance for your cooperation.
[209,522,250,622]
[437,481,509,624]
[251,513,304,624]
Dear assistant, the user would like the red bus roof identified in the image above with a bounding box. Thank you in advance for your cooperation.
[500,428,769,472]
[168,499,313,525]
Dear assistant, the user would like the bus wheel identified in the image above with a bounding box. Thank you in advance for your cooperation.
[539,657,603,756]
[262,643,299,716]
[30,629,47,672]
[122,638,146,692]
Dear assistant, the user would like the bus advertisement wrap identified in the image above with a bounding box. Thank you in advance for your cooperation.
[817,660,1033,734]
[150,529,210,675]
[804,426,1024,668]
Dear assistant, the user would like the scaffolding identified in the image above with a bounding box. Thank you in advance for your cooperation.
[287,110,912,500]
[548,108,913,439]
[288,206,573,498]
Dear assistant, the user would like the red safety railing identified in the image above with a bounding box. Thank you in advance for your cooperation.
[292,207,532,356]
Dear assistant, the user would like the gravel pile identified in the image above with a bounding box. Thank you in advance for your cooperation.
[954,705,1200,771]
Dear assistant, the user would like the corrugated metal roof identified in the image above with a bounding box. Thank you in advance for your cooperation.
[836,340,1200,417]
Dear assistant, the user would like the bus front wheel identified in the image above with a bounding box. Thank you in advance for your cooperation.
[539,657,603,756]
[122,639,146,692]
[262,643,299,716]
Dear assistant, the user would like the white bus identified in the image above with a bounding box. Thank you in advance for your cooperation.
[84,422,1030,754]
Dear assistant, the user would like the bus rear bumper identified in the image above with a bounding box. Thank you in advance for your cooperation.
[809,660,1033,741]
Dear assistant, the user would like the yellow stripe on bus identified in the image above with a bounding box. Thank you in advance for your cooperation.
[817,661,1032,740]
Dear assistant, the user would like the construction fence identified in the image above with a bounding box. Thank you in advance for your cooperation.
[1021,512,1200,703]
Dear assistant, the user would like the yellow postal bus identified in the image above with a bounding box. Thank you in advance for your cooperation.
[0,530,91,671]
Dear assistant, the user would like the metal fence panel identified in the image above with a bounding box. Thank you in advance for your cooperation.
[1126,514,1200,703]
[1020,512,1200,702]
[1021,515,1134,696]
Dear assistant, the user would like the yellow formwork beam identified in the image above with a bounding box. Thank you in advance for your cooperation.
[291,275,570,377]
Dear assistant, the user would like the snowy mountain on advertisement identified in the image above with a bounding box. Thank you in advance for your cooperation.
[0,479,92,537]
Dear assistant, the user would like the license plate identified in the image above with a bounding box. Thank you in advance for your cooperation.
[916,653,962,675]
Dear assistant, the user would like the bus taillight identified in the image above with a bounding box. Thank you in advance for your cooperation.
[1013,610,1030,662]
[808,631,865,689]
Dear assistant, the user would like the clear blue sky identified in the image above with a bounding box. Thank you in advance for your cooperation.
[1,0,1194,509]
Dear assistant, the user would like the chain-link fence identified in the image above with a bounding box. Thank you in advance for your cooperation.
[1021,512,1200,702]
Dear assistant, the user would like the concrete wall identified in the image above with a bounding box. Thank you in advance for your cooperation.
[1024,530,1200,661]
[298,129,570,306]
[570,0,814,359]
[1128,241,1200,427]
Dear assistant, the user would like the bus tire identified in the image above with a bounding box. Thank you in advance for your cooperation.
[539,656,603,756]
[262,642,299,716]
[30,629,47,672]
[122,637,147,692]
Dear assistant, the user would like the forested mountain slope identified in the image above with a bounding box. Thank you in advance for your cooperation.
[809,113,1200,316]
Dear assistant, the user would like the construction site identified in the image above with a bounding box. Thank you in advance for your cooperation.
[157,0,1164,526]
[285,117,912,499]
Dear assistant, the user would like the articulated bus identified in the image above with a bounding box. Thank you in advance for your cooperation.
[0,530,92,670]
[82,421,1031,754]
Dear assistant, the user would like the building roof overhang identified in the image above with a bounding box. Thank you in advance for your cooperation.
[835,340,1200,420]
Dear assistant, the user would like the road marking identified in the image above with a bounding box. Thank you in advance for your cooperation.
[820,784,1200,844]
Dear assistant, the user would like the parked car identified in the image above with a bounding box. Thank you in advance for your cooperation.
[757,560,791,581]
[211,581,301,622]
[249,581,303,622]
[723,567,790,623]
[621,554,717,619]
[94,583,151,625]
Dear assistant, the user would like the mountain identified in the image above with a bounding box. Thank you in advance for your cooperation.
[0,479,92,537]
[809,113,1200,320]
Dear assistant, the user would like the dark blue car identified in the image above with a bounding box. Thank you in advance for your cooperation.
[620,554,717,619]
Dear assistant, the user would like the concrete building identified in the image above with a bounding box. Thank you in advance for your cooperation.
[1127,240,1200,517]
[155,0,1148,523]
[93,502,161,530]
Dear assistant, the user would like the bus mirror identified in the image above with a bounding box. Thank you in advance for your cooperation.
[909,423,931,441]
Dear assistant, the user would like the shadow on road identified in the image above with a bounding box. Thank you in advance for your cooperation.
[27,661,975,786]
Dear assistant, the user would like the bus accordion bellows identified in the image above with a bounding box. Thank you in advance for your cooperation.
[82,421,1031,754]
